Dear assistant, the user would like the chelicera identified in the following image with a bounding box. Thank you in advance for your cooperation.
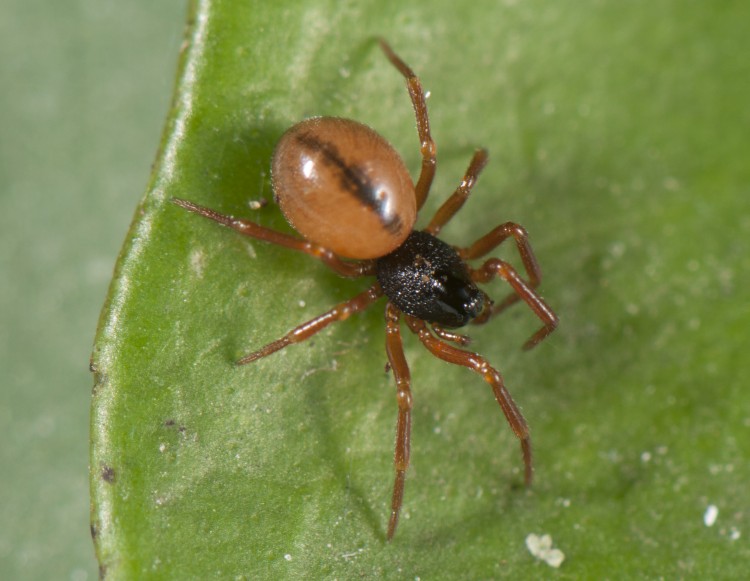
[173,40,558,540]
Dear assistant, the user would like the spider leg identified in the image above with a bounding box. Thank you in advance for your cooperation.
[459,222,543,314]
[236,284,383,364]
[404,316,533,486]
[378,39,436,211]
[384,303,412,540]
[425,149,489,236]
[431,324,472,347]
[470,259,558,350]
[172,198,375,278]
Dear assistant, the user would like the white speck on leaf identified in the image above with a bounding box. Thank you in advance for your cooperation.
[704,504,719,527]
[189,248,205,278]
[242,241,257,259]
[526,533,565,568]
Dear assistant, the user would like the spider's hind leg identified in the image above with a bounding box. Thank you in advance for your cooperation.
[172,198,375,278]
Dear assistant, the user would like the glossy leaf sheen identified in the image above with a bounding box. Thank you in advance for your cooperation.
[91,0,750,578]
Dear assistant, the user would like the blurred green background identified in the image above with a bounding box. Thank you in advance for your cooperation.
[0,2,185,578]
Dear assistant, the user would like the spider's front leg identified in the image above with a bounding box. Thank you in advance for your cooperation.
[384,303,412,540]
[404,316,533,486]
[470,259,558,350]
[460,222,544,316]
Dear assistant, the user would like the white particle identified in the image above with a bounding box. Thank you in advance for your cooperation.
[242,241,257,259]
[284,554,292,561]
[610,241,626,258]
[525,533,565,568]
[626,303,640,315]
[189,249,205,278]
[704,504,719,527]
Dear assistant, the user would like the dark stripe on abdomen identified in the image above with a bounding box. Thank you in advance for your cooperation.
[295,132,403,234]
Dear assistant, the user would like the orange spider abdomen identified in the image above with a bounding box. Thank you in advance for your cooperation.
[272,117,417,259]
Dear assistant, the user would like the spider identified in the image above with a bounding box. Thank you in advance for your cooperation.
[172,39,558,540]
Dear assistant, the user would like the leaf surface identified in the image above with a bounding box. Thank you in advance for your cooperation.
[91,1,750,577]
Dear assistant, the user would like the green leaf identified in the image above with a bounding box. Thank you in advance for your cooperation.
[91,0,750,578]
